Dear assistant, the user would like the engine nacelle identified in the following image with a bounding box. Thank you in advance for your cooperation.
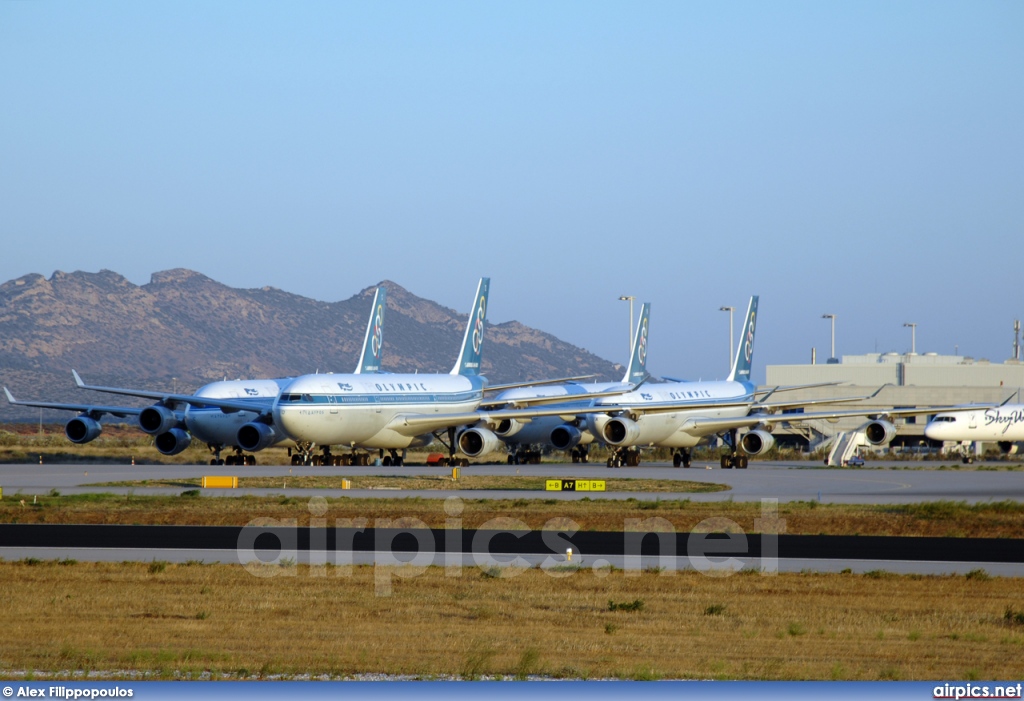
[494,418,526,438]
[457,427,502,458]
[551,424,583,450]
[237,422,278,452]
[65,416,102,444]
[602,417,641,447]
[998,441,1019,455]
[138,405,178,435]
[739,429,775,456]
[155,428,192,456]
[864,420,897,446]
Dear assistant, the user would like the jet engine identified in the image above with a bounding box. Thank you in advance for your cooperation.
[155,428,192,456]
[864,420,897,446]
[65,416,102,444]
[551,424,584,450]
[237,422,278,452]
[494,418,526,438]
[998,441,1019,455]
[602,417,641,447]
[457,427,502,458]
[739,429,775,456]
[138,405,178,435]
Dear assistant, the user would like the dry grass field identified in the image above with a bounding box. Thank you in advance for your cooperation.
[1,493,1023,537]
[0,560,1022,680]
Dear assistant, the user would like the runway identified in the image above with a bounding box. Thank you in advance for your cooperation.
[2,461,1021,574]
[1,460,1021,504]
[3,524,1024,576]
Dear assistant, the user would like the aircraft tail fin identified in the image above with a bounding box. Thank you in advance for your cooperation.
[620,302,651,384]
[727,296,759,383]
[354,287,386,374]
[451,278,490,376]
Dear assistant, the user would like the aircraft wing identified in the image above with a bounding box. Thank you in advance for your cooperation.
[478,386,638,410]
[4,388,144,419]
[72,371,274,416]
[485,375,597,392]
[673,404,994,437]
[754,381,844,396]
[385,403,626,436]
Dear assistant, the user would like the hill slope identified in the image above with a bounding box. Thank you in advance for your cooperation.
[0,269,621,420]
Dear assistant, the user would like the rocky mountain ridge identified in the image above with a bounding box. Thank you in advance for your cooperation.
[0,269,621,420]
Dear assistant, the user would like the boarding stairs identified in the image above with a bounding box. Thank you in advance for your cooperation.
[825,430,866,466]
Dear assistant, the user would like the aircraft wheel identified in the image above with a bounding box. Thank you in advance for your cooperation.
[737,456,748,469]
[507,455,515,465]
[672,454,682,468]
[382,456,392,467]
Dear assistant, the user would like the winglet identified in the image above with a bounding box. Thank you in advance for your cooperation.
[620,302,651,384]
[868,384,891,399]
[727,296,759,383]
[1000,392,1017,407]
[3,387,17,404]
[450,278,490,376]
[354,287,387,374]
[72,369,85,388]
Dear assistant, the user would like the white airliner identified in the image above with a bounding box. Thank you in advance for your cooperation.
[71,278,632,467]
[264,279,633,465]
[924,403,1024,462]
[493,302,653,464]
[5,287,390,466]
[526,297,973,468]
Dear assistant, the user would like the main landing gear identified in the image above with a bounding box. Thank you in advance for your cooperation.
[380,449,406,467]
[208,445,256,466]
[570,446,590,464]
[672,449,692,468]
[508,449,541,465]
[434,427,469,468]
[289,445,379,466]
[720,454,748,469]
[607,447,641,468]
[719,429,748,469]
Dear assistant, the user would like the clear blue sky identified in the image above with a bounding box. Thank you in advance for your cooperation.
[2,2,1021,382]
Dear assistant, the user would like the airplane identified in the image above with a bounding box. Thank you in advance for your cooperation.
[492,301,653,464]
[924,399,1023,463]
[536,296,977,468]
[73,278,642,467]
[4,287,390,466]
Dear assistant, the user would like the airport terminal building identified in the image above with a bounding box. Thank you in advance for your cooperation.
[761,353,1024,454]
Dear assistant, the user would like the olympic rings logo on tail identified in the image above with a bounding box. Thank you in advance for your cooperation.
[637,319,648,366]
[370,305,384,357]
[743,312,756,363]
[471,297,486,354]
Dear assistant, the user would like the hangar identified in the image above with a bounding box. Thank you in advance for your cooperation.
[762,352,1024,458]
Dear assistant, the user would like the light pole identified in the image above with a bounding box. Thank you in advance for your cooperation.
[719,306,735,371]
[618,296,635,357]
[903,323,917,354]
[822,314,836,360]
